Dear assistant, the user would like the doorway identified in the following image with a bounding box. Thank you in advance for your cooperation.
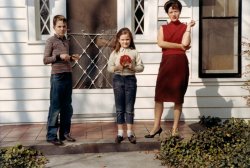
[66,0,117,88]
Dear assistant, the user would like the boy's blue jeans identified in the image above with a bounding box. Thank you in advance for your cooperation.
[113,74,137,124]
[46,72,73,141]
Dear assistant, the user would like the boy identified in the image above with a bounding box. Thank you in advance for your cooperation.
[43,15,79,145]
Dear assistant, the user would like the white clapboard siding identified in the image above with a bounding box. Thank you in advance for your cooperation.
[0,66,51,78]
[0,8,26,19]
[0,0,25,7]
[1,75,246,90]
[0,89,50,100]
[0,96,246,112]
[0,54,44,66]
[0,78,50,89]
[1,107,249,124]
[0,65,159,78]
[140,52,162,63]
[0,52,162,66]
[134,107,250,120]
[0,85,248,101]
[136,43,161,52]
[0,43,44,54]
[0,31,27,43]
[2,76,160,89]
[0,20,26,31]
[0,112,48,124]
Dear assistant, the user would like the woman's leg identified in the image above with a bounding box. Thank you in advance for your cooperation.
[172,103,182,135]
[150,101,164,134]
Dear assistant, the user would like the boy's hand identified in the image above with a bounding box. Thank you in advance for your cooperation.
[71,54,80,61]
[60,54,71,61]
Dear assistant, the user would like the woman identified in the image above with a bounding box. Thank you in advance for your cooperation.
[145,0,195,138]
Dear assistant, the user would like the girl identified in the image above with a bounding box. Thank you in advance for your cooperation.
[145,0,195,138]
[108,28,144,144]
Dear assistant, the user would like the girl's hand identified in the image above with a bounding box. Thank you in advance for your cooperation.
[127,64,135,71]
[115,65,124,71]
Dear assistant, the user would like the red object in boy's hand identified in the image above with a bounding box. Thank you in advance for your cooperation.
[120,55,132,67]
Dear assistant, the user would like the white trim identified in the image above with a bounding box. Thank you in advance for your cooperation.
[117,0,132,30]
[135,0,158,40]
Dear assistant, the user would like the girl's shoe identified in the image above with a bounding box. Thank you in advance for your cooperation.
[128,135,136,144]
[115,135,124,143]
[144,127,162,138]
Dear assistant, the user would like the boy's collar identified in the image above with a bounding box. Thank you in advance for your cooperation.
[54,34,66,40]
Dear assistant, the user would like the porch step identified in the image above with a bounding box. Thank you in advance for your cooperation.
[33,138,160,155]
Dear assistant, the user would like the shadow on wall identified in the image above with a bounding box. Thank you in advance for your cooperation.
[196,79,233,119]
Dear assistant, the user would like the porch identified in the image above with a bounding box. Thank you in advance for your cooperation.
[0,121,198,154]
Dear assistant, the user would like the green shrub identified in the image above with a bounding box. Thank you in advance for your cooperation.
[199,115,222,128]
[0,144,48,168]
[157,118,250,168]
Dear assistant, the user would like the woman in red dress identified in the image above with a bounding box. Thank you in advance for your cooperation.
[145,0,195,138]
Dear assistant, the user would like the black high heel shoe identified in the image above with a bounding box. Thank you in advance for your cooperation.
[144,127,162,138]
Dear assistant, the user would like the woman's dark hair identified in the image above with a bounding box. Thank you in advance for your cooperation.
[53,15,67,27]
[114,27,136,52]
[164,0,182,13]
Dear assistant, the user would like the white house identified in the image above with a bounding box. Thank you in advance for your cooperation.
[0,0,249,124]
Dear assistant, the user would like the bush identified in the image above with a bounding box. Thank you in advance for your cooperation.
[157,118,250,168]
[0,144,48,168]
[199,115,222,128]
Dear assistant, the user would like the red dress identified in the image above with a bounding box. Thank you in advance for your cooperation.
[155,21,189,104]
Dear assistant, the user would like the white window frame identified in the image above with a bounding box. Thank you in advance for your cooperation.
[26,0,66,44]
[117,0,158,41]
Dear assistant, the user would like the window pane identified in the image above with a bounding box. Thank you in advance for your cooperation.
[202,19,239,73]
[40,0,50,35]
[202,0,239,17]
[134,0,144,34]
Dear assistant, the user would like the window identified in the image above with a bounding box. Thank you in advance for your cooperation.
[199,0,242,78]
[40,0,50,36]
[27,0,66,43]
[134,0,144,35]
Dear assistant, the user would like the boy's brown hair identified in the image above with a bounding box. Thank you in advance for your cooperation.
[53,15,67,27]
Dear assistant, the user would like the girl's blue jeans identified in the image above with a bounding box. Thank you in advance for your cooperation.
[113,74,137,124]
[46,72,73,141]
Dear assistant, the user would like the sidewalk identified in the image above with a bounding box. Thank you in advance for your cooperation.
[0,121,196,155]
